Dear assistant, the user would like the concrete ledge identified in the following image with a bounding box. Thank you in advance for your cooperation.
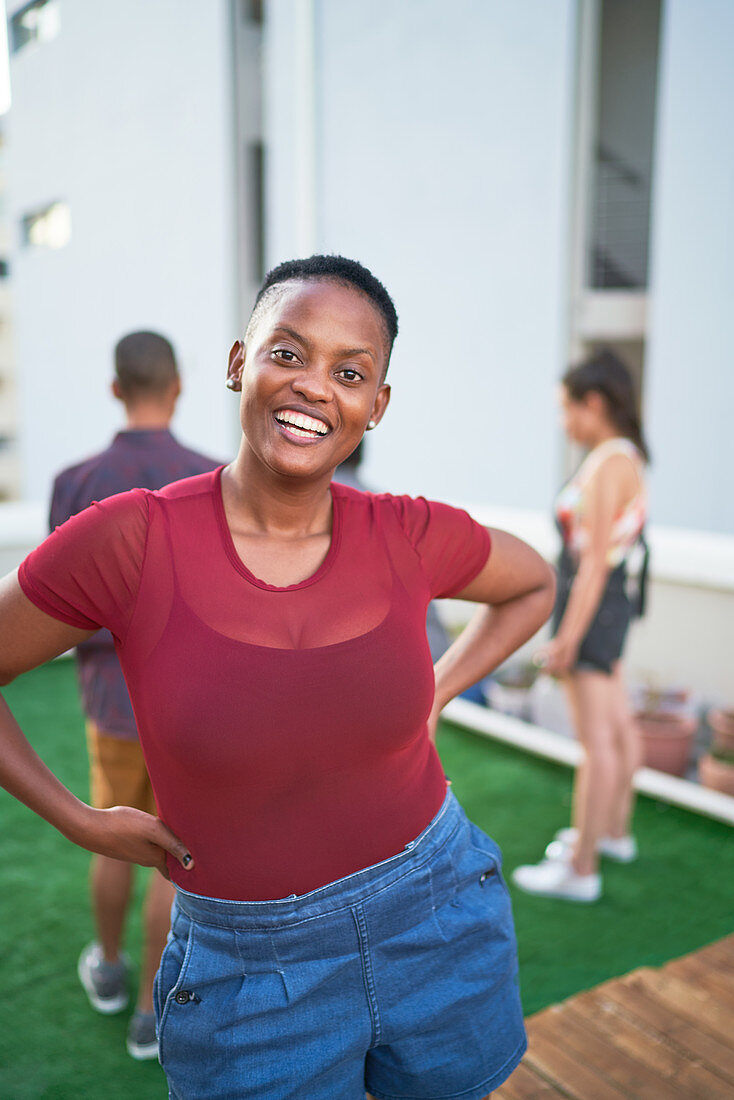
[454,504,734,592]
[444,697,734,827]
[0,501,46,543]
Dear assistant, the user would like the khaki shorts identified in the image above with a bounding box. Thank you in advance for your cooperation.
[86,721,156,816]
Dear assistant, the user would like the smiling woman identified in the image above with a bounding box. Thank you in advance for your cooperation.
[0,255,555,1100]
[229,276,390,483]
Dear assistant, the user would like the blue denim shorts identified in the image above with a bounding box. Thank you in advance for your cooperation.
[154,789,526,1099]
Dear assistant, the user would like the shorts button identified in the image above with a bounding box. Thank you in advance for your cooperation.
[175,990,193,1005]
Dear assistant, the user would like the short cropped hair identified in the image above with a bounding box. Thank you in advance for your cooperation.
[246,255,399,373]
[114,331,179,399]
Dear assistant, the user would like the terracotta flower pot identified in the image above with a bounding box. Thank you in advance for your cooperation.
[635,711,697,776]
[698,752,734,797]
[707,708,734,753]
[486,663,539,721]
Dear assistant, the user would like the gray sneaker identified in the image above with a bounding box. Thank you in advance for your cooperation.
[77,942,130,1015]
[126,1010,159,1061]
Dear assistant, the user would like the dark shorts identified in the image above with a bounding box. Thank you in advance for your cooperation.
[552,554,633,675]
[154,789,527,1100]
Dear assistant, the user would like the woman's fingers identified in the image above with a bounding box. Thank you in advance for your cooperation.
[84,806,195,873]
[535,638,577,677]
[150,817,195,871]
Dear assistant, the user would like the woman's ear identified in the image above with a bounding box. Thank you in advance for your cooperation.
[585,390,607,419]
[368,383,391,428]
[226,341,244,392]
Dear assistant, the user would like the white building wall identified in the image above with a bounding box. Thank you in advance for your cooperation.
[265,0,577,506]
[645,0,734,536]
[6,0,239,503]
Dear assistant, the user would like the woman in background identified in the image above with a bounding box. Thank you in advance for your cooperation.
[513,349,649,903]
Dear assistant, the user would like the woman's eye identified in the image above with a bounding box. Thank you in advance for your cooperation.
[273,349,298,363]
[339,368,362,382]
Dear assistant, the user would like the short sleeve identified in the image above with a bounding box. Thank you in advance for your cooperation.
[18,489,150,642]
[390,496,491,598]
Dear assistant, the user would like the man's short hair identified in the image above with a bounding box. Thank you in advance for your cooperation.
[114,331,179,400]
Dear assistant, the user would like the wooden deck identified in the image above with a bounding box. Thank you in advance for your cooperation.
[496,935,734,1100]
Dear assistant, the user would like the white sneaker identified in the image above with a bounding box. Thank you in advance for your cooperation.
[599,834,638,862]
[511,858,602,902]
[550,827,638,863]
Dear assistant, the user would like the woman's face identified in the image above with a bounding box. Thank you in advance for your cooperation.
[559,385,599,446]
[230,279,391,481]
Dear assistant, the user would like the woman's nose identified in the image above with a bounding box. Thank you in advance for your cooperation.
[291,366,332,403]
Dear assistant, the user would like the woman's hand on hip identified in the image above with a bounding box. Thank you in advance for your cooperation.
[74,805,195,878]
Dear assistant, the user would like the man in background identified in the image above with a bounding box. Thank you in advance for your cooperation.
[50,331,219,1059]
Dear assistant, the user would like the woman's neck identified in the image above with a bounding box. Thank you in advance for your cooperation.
[587,425,623,450]
[222,448,334,537]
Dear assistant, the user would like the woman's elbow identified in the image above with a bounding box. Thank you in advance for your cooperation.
[529,560,556,627]
[541,560,557,613]
[0,668,18,688]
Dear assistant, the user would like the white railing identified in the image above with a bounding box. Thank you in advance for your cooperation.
[445,697,734,827]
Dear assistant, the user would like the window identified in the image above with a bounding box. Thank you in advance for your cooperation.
[22,201,71,249]
[242,0,263,25]
[588,0,662,289]
[10,0,60,55]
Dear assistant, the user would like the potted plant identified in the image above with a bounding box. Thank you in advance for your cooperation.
[706,708,734,753]
[633,685,697,777]
[699,706,734,795]
[698,747,734,797]
[485,661,539,721]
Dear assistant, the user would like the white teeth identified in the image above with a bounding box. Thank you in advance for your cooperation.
[286,424,319,438]
[276,410,329,435]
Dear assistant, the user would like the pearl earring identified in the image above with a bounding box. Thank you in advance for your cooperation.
[367,420,377,430]
[226,378,239,391]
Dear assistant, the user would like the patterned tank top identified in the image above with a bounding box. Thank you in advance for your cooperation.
[555,438,647,567]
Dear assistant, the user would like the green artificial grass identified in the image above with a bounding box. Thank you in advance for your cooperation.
[0,662,161,1100]
[1,661,732,1098]
[439,719,733,1017]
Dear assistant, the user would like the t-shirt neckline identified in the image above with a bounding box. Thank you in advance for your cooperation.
[212,466,342,592]
[114,428,174,444]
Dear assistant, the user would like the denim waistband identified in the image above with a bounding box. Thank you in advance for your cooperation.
[174,787,461,929]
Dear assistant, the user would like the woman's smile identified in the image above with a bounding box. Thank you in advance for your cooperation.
[273,405,332,442]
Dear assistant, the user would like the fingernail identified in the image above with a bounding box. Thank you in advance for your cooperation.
[182,854,192,867]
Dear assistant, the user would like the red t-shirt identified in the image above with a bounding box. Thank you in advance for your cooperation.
[19,469,490,900]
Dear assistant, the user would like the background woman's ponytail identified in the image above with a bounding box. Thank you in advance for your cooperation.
[563,348,651,463]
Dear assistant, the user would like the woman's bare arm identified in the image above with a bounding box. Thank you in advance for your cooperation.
[429,530,555,737]
[0,571,194,874]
